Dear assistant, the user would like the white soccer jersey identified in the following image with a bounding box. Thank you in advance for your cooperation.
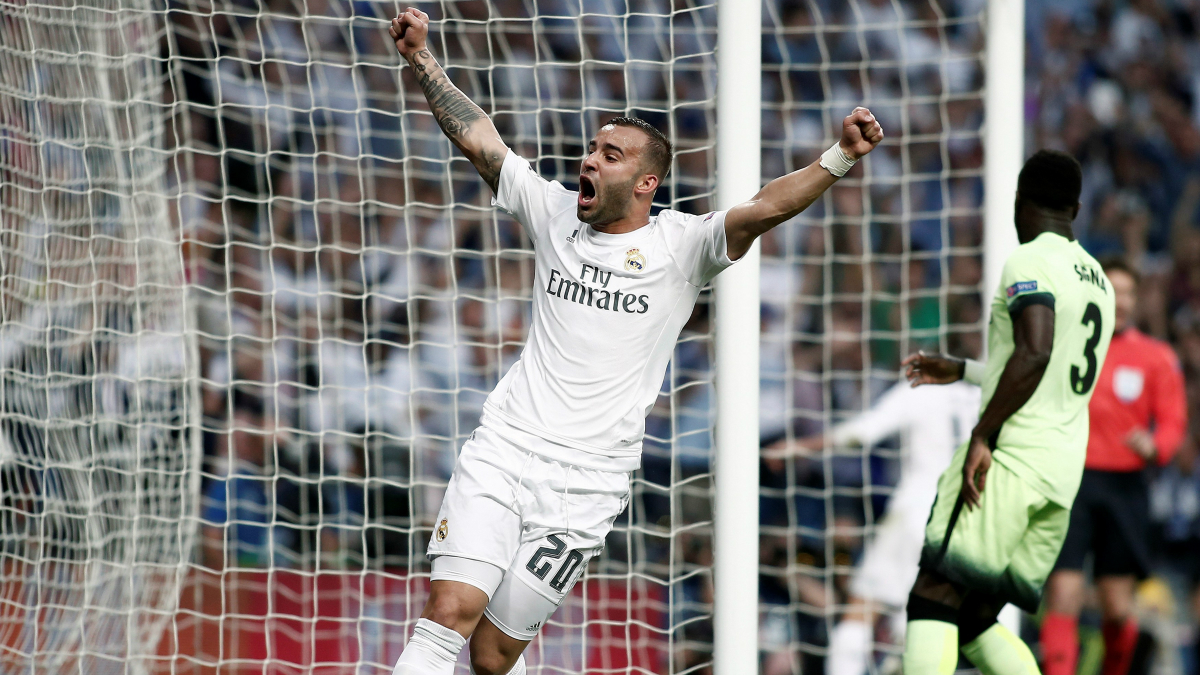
[830,380,980,517]
[482,150,735,471]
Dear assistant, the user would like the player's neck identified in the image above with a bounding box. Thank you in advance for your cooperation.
[589,210,651,235]
[1016,203,1076,243]
[1017,220,1074,244]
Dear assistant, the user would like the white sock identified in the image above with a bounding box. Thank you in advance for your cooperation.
[827,619,872,675]
[470,654,526,675]
[392,618,466,675]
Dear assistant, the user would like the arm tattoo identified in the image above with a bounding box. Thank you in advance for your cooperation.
[409,50,482,139]
[479,148,503,193]
[408,49,503,191]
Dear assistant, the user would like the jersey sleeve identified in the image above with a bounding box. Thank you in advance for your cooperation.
[829,383,912,447]
[1151,345,1188,466]
[491,150,574,243]
[663,210,736,286]
[999,247,1057,319]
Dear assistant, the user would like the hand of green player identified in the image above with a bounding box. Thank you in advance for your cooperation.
[961,435,992,510]
[902,351,964,387]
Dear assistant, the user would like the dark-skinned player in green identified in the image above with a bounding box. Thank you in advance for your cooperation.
[899,150,1114,675]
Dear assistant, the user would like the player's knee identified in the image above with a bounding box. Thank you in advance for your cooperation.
[1045,571,1086,615]
[1099,593,1134,623]
[1097,576,1137,622]
[422,586,487,635]
[468,645,514,675]
[421,604,473,636]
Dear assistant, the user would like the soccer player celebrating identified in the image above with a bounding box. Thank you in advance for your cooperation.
[386,8,883,675]
[1040,259,1186,675]
[899,150,1115,674]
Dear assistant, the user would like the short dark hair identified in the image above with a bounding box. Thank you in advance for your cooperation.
[1097,255,1140,286]
[1017,149,1083,211]
[604,116,673,181]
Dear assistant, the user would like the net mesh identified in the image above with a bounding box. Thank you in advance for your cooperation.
[0,0,989,672]
[0,1,197,673]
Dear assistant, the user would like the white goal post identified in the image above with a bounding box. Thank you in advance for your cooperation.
[713,2,762,674]
[983,0,1026,320]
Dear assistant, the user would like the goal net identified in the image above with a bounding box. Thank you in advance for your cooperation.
[0,1,198,673]
[0,0,988,672]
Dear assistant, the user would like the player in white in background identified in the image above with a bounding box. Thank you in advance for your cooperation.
[388,8,882,675]
[776,379,981,675]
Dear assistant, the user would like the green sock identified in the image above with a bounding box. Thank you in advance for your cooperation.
[903,620,960,675]
[961,623,1041,675]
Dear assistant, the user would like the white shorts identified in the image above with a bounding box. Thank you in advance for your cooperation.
[427,424,630,640]
[849,507,926,608]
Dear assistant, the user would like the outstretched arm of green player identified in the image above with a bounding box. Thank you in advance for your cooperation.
[960,304,1055,509]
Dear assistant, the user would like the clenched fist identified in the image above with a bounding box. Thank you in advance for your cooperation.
[390,7,429,59]
[840,107,884,160]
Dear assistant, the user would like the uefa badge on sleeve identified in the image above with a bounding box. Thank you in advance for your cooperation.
[436,519,449,542]
[624,248,646,272]
[1006,280,1037,297]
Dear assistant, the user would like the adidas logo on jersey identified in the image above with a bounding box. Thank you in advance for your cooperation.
[566,229,578,243]
[526,621,542,632]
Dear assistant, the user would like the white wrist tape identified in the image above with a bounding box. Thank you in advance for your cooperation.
[819,143,857,177]
[963,358,986,385]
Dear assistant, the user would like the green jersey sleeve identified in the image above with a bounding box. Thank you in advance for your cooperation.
[999,247,1056,319]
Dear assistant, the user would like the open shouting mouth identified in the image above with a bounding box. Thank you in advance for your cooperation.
[578,174,597,210]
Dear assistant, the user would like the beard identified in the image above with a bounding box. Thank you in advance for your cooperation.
[577,175,636,226]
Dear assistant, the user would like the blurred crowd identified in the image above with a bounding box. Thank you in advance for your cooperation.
[147,0,1200,672]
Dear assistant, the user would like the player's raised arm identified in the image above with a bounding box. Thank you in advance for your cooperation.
[960,303,1055,508]
[390,8,508,192]
[723,107,883,260]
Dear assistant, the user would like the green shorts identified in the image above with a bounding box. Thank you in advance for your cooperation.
[920,443,1071,612]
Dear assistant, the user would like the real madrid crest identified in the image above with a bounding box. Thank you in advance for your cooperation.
[624,247,647,272]
[436,519,449,542]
